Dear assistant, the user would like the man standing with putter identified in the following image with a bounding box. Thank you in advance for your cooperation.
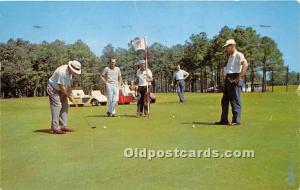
[47,60,81,134]
[100,57,122,117]
[215,39,248,126]
[171,64,189,102]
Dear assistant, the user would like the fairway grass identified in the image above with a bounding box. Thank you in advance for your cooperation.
[1,86,299,190]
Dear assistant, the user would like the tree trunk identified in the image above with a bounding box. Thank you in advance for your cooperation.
[200,70,203,93]
[262,58,266,93]
[251,61,254,92]
[204,67,207,92]
[217,62,221,93]
[271,69,274,92]
[33,84,38,97]
[165,78,168,93]
[160,73,163,93]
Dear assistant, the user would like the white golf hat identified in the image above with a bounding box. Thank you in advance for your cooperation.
[223,39,236,47]
[68,60,81,74]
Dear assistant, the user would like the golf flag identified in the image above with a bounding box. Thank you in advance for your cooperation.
[131,38,146,51]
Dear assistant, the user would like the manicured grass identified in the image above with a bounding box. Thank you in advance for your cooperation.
[1,86,299,190]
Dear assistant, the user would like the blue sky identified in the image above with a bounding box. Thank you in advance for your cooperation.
[0,1,299,71]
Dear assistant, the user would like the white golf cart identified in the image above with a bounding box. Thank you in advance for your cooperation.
[90,90,107,106]
[68,90,91,107]
[68,90,107,106]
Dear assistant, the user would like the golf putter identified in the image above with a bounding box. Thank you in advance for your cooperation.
[76,106,96,129]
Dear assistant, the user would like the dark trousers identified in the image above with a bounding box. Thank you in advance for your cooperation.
[137,86,150,114]
[176,79,185,102]
[220,73,243,124]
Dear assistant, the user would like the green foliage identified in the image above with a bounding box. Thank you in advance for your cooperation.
[1,26,296,98]
[0,39,102,97]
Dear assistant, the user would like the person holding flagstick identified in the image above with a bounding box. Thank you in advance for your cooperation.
[132,37,153,117]
[136,59,153,117]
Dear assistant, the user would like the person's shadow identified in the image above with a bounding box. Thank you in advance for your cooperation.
[33,129,53,134]
[180,121,216,126]
[87,114,137,118]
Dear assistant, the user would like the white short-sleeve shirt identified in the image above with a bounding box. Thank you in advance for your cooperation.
[101,66,121,86]
[224,50,248,74]
[136,68,153,86]
[173,69,189,80]
[48,65,72,90]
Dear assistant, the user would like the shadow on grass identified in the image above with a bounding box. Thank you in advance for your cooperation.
[87,114,137,118]
[181,121,216,126]
[33,129,53,134]
[157,101,181,105]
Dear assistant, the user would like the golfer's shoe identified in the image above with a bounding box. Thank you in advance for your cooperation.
[52,129,66,134]
[136,112,142,117]
[215,121,229,125]
[107,112,112,117]
[61,127,74,132]
[230,122,241,126]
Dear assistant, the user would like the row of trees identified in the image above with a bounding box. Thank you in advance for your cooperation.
[1,26,299,98]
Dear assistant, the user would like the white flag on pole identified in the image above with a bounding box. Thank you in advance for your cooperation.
[131,38,146,51]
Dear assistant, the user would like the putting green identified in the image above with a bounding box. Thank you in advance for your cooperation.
[1,86,299,190]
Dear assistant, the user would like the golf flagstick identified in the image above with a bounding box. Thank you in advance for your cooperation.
[144,36,150,117]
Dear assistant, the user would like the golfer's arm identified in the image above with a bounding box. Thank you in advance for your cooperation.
[118,75,123,85]
[100,75,107,84]
[240,62,248,78]
[147,75,153,82]
[171,73,175,84]
[134,78,138,86]
[66,86,71,96]
[184,72,190,79]
[59,84,68,96]
[59,84,74,102]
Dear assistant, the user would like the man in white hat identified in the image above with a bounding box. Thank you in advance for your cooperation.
[47,60,81,134]
[100,57,122,117]
[215,39,248,126]
[136,59,153,117]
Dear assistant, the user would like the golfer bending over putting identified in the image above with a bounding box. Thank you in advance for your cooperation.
[216,39,248,126]
[47,60,81,134]
[171,64,189,102]
[136,60,153,117]
[100,57,122,117]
